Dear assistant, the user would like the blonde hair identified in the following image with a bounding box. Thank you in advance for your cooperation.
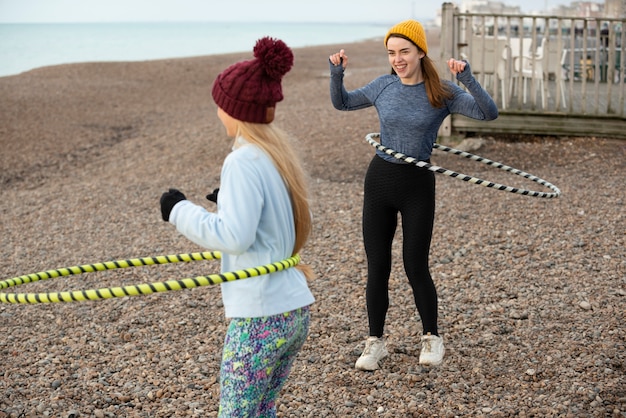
[235,121,314,280]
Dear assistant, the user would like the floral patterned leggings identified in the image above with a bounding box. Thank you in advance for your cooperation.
[218,306,311,417]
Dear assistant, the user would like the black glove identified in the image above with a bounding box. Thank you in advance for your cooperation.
[205,188,220,204]
[160,188,186,221]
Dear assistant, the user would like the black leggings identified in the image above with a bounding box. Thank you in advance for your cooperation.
[362,155,438,337]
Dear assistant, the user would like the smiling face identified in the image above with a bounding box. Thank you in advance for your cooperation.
[386,36,425,85]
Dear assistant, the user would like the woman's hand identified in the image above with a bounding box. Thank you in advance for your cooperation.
[447,58,467,75]
[329,49,348,69]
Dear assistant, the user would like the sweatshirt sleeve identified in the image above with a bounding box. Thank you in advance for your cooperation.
[447,61,499,121]
[329,60,374,111]
[168,151,262,255]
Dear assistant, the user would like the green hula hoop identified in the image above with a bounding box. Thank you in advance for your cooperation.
[0,251,300,304]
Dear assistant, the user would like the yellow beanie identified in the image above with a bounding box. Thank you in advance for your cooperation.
[384,19,428,55]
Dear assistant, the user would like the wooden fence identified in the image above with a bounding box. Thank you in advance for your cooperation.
[438,2,626,139]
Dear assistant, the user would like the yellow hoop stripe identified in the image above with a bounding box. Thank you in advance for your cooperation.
[0,252,300,304]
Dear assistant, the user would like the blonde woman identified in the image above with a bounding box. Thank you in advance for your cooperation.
[160,37,315,417]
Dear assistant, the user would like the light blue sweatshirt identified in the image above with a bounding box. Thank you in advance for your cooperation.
[329,62,499,162]
[169,141,315,318]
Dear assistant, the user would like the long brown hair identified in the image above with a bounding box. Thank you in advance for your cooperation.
[389,34,452,108]
[235,121,314,280]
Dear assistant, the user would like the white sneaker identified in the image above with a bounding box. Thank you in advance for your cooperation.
[355,336,388,371]
[419,333,445,366]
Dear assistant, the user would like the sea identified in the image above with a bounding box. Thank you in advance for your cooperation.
[0,21,396,78]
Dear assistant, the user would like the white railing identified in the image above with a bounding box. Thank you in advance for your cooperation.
[440,4,625,119]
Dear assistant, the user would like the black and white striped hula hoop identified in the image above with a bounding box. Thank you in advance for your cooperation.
[365,133,560,198]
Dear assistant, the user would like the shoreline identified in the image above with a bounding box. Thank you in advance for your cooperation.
[0,24,441,78]
[0,20,416,78]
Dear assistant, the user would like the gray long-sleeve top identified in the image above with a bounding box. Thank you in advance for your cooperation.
[329,62,498,162]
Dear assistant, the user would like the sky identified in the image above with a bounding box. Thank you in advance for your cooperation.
[0,0,557,24]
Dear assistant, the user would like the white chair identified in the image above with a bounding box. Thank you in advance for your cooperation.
[496,38,535,109]
[509,38,534,62]
[496,44,519,109]
[513,37,548,108]
[466,35,508,91]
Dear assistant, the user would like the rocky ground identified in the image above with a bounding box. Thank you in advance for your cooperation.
[0,34,624,417]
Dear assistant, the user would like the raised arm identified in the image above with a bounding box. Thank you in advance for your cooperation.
[446,59,499,121]
[328,49,374,111]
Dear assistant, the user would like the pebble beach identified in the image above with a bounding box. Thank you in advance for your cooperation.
[0,29,625,417]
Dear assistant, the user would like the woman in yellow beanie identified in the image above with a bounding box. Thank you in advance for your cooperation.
[328,19,498,371]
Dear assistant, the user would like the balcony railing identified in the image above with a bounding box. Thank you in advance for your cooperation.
[438,3,626,139]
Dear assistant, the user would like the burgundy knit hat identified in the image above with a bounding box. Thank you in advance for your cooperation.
[211,36,294,124]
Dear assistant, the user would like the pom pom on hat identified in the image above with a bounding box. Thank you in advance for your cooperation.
[384,19,428,55]
[212,37,294,123]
